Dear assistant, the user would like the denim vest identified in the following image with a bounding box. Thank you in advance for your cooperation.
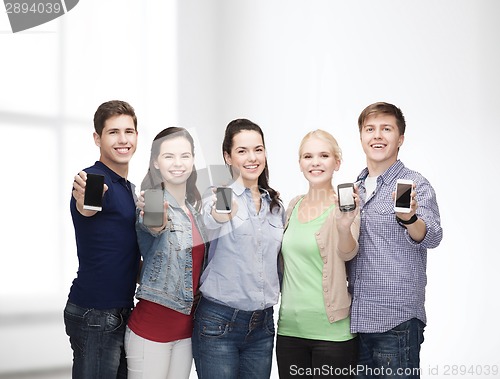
[135,190,208,315]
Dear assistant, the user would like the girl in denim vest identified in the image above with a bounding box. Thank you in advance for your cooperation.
[125,127,209,378]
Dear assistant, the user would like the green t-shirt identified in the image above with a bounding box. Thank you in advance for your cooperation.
[277,199,355,341]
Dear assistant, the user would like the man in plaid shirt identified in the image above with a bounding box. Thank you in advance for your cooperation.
[348,102,443,379]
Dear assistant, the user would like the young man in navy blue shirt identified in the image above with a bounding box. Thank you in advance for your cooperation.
[348,102,443,379]
[64,100,141,378]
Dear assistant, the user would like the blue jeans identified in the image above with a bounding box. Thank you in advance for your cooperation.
[356,318,425,379]
[192,297,275,379]
[63,301,132,379]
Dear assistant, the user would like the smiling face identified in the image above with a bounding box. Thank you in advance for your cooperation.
[153,136,194,188]
[224,130,266,188]
[299,136,340,188]
[94,114,137,177]
[360,114,404,175]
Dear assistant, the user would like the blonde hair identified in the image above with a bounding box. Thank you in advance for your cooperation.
[298,129,342,162]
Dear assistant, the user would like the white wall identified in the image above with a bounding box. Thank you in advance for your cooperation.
[1,0,499,377]
[177,2,500,375]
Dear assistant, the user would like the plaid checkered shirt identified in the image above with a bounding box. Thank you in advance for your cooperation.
[348,160,443,333]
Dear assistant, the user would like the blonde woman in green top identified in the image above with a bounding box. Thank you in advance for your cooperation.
[277,130,360,379]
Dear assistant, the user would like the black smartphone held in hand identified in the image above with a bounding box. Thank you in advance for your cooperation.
[394,179,413,213]
[337,183,356,212]
[83,173,105,211]
[215,186,232,214]
[143,189,165,227]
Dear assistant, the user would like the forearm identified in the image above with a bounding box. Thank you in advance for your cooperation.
[336,226,357,255]
[406,218,426,243]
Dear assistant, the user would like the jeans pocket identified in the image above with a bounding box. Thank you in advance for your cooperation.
[198,316,229,338]
[83,309,124,333]
[104,310,124,333]
[64,306,85,326]
[374,351,400,373]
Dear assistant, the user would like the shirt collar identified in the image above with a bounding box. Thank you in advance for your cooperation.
[163,189,194,212]
[95,161,127,183]
[229,180,271,201]
[162,189,181,208]
[357,159,405,186]
[229,180,246,196]
[380,160,405,185]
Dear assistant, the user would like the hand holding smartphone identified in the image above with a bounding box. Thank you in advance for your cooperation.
[83,173,105,211]
[337,183,356,212]
[215,186,232,214]
[394,179,413,213]
[143,189,165,227]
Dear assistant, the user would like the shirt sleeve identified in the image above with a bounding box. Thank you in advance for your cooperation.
[411,178,443,249]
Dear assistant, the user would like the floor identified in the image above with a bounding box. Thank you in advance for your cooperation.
[0,368,71,379]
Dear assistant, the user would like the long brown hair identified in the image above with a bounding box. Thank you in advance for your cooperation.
[222,119,282,213]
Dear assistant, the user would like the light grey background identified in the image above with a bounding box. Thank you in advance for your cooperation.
[1,1,499,377]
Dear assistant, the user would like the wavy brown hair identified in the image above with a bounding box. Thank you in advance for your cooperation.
[222,118,282,213]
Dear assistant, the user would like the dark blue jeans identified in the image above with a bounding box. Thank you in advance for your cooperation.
[192,297,275,379]
[63,301,132,379]
[356,318,425,379]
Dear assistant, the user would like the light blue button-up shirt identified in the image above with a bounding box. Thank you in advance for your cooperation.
[199,181,284,311]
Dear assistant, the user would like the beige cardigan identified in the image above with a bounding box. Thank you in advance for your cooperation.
[279,195,360,323]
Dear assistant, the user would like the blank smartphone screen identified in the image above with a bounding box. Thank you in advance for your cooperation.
[395,183,412,208]
[143,189,164,227]
[339,186,355,206]
[83,173,104,210]
[216,187,232,212]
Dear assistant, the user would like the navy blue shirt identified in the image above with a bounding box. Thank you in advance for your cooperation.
[68,161,140,309]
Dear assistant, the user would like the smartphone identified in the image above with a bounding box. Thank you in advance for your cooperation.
[215,187,232,214]
[143,189,165,227]
[337,183,356,212]
[83,173,105,211]
[394,179,413,213]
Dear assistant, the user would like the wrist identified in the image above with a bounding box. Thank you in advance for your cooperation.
[336,223,352,234]
[396,214,418,228]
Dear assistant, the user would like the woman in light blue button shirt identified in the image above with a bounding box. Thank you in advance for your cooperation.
[192,118,285,379]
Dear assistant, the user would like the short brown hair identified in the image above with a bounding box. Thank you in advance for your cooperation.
[358,102,406,135]
[93,100,137,136]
